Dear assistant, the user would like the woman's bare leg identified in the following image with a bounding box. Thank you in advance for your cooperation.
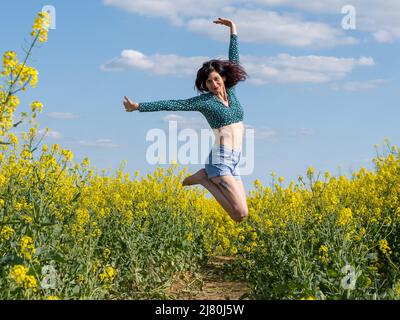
[210,175,249,222]
[182,169,234,214]
[182,169,248,222]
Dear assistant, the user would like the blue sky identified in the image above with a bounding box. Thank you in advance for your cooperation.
[1,0,399,195]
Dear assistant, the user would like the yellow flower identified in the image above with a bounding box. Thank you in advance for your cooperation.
[338,208,352,226]
[318,245,329,264]
[23,275,37,290]
[20,236,36,260]
[378,239,392,255]
[10,265,28,286]
[31,12,50,43]
[30,101,43,113]
[301,296,316,300]
[99,266,117,283]
[0,226,15,241]
[61,149,74,162]
[22,214,33,224]
[307,166,315,177]
[51,144,59,152]
[82,157,90,167]
[354,227,366,241]
[20,149,33,160]
[46,296,59,300]
[7,133,19,145]
[254,179,262,189]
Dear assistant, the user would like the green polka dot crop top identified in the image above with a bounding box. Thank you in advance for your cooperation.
[138,34,244,129]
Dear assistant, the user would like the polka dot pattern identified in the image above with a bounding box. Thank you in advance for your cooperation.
[139,34,244,129]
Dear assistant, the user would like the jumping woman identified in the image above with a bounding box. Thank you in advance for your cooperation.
[123,17,249,222]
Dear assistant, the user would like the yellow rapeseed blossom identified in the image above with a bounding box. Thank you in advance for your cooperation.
[82,157,90,167]
[61,149,74,162]
[0,226,15,241]
[378,239,392,255]
[307,166,315,177]
[7,133,19,145]
[21,214,33,224]
[20,236,36,260]
[301,296,316,300]
[31,12,50,43]
[354,227,366,241]
[23,275,37,291]
[99,266,117,283]
[30,101,43,113]
[9,265,28,286]
[338,208,353,226]
[318,245,329,264]
[2,51,18,77]
[9,265,37,291]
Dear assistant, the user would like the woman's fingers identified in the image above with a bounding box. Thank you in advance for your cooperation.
[124,96,133,105]
[213,17,233,26]
[123,96,138,112]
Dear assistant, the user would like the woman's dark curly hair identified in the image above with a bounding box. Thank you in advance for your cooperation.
[195,59,247,93]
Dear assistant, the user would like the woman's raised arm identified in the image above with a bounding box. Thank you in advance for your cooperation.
[213,17,237,35]
[213,17,239,64]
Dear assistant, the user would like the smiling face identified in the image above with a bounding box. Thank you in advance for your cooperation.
[205,71,226,95]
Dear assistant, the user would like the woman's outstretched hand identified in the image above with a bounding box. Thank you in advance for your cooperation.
[123,96,139,112]
[213,17,237,34]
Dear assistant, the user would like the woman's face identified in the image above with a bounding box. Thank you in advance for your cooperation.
[205,71,226,95]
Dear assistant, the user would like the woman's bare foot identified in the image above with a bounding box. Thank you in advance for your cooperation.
[182,168,208,186]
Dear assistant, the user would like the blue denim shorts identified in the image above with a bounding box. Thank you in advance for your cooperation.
[205,144,242,180]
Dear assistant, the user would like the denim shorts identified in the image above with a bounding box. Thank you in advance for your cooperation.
[205,144,242,180]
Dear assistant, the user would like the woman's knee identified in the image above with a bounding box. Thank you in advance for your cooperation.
[232,205,248,222]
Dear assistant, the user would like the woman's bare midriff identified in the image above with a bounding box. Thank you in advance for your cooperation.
[212,121,244,151]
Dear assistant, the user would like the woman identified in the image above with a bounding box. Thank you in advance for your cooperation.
[123,17,248,222]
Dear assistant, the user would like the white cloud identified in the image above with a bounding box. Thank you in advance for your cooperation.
[257,128,278,141]
[242,54,375,85]
[104,0,400,45]
[46,112,80,120]
[38,129,62,139]
[373,30,395,43]
[331,79,385,91]
[299,128,314,136]
[75,139,122,148]
[187,9,357,48]
[103,0,231,25]
[254,0,400,43]
[245,124,278,141]
[101,49,207,77]
[105,0,357,48]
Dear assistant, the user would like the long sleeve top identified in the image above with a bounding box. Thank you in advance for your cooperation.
[138,34,244,129]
